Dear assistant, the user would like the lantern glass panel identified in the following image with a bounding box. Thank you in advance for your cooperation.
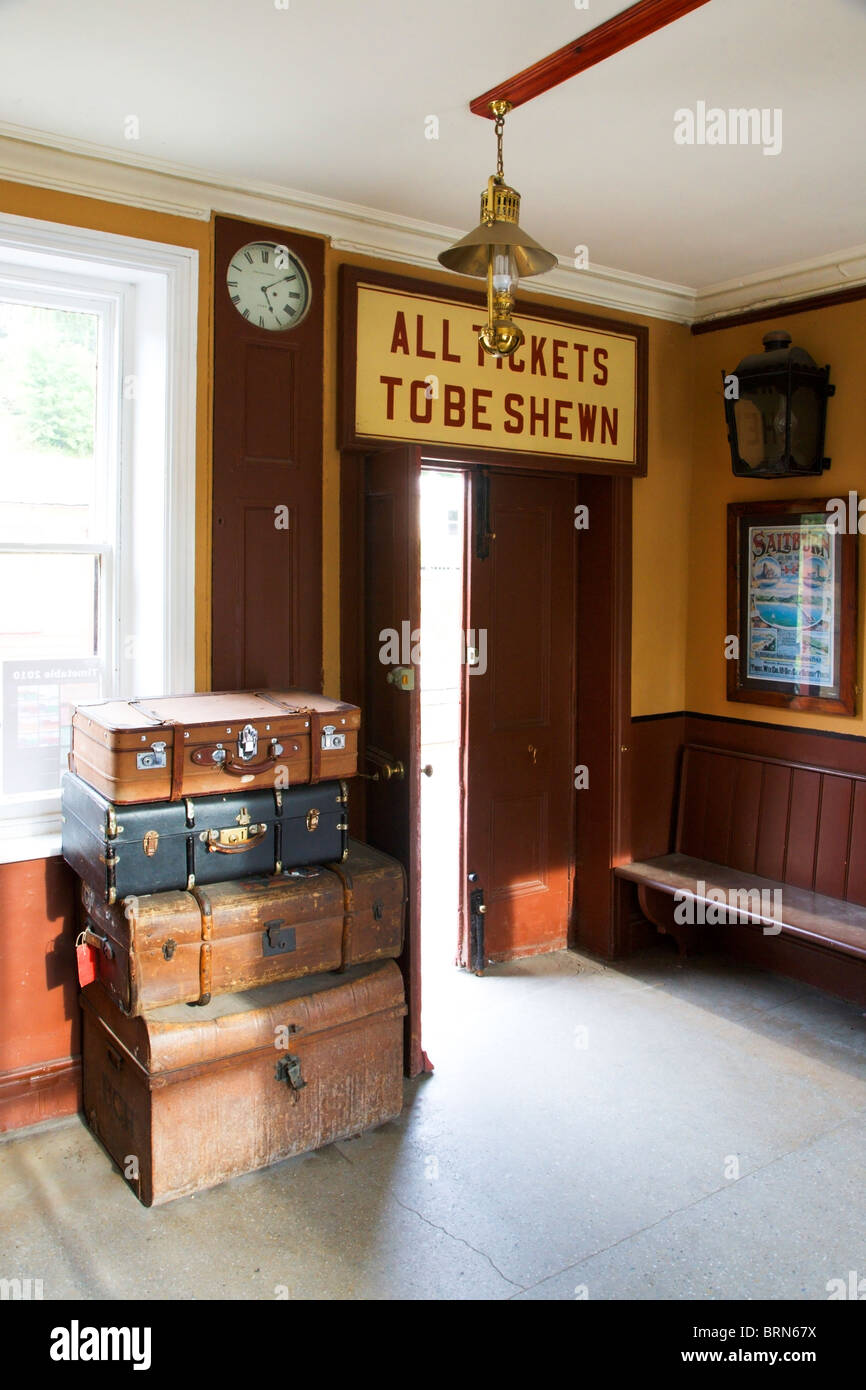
[789,384,821,472]
[734,387,787,471]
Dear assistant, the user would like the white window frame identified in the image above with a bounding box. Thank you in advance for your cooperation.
[0,214,198,862]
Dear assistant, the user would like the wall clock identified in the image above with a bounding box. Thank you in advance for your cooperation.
[225,240,312,331]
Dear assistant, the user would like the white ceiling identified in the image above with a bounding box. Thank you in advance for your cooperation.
[1,0,864,290]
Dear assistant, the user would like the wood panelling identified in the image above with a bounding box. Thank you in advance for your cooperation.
[574,475,633,957]
[0,856,80,1131]
[212,216,324,692]
[684,712,866,775]
[674,743,866,907]
[629,714,686,861]
[628,710,866,974]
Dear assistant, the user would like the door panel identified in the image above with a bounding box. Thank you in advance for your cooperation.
[463,470,577,964]
[363,446,427,1075]
[212,216,323,691]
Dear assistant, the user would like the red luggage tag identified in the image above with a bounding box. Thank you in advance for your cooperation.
[75,931,98,988]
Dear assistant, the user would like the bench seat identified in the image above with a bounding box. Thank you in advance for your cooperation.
[616,854,866,961]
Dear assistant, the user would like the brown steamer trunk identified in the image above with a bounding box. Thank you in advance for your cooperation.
[79,840,406,1015]
[82,961,406,1206]
[70,690,360,803]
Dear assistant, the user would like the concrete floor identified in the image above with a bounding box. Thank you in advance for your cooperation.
[1,945,865,1301]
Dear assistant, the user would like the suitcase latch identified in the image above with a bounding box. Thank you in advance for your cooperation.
[306,808,320,833]
[321,724,346,751]
[136,740,167,770]
[200,822,266,850]
[274,1054,306,1090]
[238,723,259,761]
[262,920,297,956]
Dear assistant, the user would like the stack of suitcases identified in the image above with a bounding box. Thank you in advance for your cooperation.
[61,691,406,1206]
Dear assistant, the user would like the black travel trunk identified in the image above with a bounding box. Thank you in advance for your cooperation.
[61,771,348,904]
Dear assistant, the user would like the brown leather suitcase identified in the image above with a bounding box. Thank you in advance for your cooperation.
[81,960,406,1206]
[79,840,406,1015]
[69,690,360,803]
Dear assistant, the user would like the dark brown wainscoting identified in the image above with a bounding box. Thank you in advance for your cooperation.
[0,855,80,1132]
[630,712,687,860]
[627,710,866,1000]
[0,1057,81,1133]
[682,711,866,775]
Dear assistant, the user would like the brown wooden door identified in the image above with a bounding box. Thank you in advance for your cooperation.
[462,468,577,966]
[362,446,428,1075]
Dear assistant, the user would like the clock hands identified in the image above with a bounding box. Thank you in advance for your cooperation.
[261,274,298,293]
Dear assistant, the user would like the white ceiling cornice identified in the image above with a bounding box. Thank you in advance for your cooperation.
[1,123,865,328]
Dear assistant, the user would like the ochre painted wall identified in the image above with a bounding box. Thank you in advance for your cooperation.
[688,301,866,735]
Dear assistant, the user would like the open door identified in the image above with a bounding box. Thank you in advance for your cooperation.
[362,445,429,1076]
[461,467,578,968]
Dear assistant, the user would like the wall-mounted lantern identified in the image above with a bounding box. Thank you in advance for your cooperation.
[723,329,835,477]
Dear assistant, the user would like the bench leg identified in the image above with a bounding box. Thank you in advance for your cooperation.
[636,885,716,962]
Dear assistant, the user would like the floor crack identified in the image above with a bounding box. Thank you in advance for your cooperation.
[389,1193,526,1292]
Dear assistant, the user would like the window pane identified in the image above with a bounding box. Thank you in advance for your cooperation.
[0,553,103,797]
[0,552,100,658]
[0,302,99,542]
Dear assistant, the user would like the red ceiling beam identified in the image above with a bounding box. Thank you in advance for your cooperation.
[469,0,713,117]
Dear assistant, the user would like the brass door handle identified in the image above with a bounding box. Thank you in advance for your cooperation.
[361,749,404,782]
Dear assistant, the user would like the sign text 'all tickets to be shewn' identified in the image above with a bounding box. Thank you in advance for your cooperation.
[353,284,639,465]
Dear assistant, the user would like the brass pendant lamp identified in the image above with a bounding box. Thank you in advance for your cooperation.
[438,100,557,357]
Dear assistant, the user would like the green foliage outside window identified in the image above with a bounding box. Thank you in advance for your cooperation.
[0,303,97,458]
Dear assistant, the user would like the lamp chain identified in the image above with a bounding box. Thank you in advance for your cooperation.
[494,112,505,178]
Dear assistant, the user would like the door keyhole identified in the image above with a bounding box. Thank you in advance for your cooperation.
[527,744,537,764]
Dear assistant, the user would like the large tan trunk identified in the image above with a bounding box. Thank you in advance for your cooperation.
[80,840,406,1015]
[82,961,406,1206]
[70,690,360,803]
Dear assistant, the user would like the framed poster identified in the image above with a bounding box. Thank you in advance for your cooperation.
[727,499,858,715]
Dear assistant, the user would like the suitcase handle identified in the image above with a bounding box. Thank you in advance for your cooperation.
[191,742,296,776]
[202,825,268,854]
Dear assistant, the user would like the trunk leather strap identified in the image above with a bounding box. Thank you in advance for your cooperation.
[129,702,185,801]
[309,709,324,785]
[190,886,213,1005]
[253,694,327,784]
[169,723,186,802]
[326,860,355,969]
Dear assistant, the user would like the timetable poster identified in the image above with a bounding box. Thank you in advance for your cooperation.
[2,659,101,795]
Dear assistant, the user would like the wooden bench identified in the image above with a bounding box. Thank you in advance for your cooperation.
[616,744,866,999]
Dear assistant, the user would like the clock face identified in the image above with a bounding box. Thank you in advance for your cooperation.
[225,241,312,331]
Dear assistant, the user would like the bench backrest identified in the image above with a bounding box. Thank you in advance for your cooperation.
[676,744,866,906]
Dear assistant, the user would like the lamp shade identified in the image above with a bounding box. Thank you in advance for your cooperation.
[723,330,835,478]
[438,217,558,279]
